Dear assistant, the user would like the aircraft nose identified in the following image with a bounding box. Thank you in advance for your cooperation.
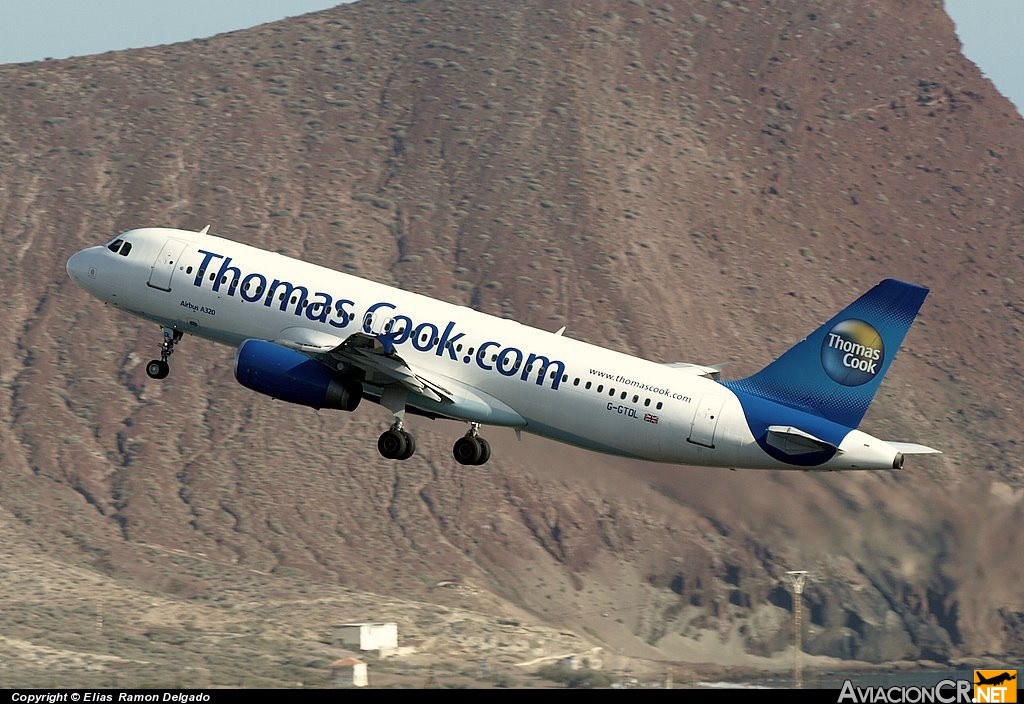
[66,248,90,283]
[66,246,102,287]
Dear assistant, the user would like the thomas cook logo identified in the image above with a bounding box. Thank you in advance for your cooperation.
[821,319,884,386]
[975,670,1017,703]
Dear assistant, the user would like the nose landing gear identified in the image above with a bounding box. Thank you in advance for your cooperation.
[146,326,182,379]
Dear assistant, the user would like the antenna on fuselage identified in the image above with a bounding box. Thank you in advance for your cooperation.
[199,225,210,235]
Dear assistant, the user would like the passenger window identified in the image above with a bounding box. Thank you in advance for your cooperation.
[644,398,651,406]
[209,273,215,281]
[562,374,569,383]
[585,381,592,389]
[572,378,579,386]
[656,402,663,410]
[632,395,639,403]
[597,385,603,393]
[609,388,615,396]
[621,392,627,400]
[186,266,193,274]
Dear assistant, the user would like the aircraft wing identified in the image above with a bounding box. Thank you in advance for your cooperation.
[273,327,454,403]
[661,362,725,380]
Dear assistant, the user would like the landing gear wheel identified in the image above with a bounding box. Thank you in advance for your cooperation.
[146,360,169,379]
[453,435,483,465]
[475,437,491,465]
[146,326,181,380]
[378,428,409,460]
[398,430,416,461]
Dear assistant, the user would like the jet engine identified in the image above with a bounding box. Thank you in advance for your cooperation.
[234,339,361,411]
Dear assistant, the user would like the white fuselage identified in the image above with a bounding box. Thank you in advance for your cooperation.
[66,227,906,470]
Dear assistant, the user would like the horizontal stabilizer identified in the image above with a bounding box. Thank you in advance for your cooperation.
[887,442,942,455]
[766,425,840,455]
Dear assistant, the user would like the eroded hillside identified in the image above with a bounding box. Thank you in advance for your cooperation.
[0,0,1021,686]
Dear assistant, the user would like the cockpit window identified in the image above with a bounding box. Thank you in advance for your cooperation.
[106,239,133,256]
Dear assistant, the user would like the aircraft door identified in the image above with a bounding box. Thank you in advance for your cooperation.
[687,394,724,448]
[148,239,188,292]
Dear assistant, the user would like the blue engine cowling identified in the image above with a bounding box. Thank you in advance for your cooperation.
[234,339,361,412]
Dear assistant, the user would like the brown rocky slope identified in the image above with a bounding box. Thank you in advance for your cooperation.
[0,0,1021,687]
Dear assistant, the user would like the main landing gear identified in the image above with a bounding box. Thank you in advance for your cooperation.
[453,423,490,466]
[146,326,181,379]
[375,416,491,466]
[378,421,417,461]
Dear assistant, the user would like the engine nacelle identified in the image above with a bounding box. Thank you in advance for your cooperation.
[234,339,361,412]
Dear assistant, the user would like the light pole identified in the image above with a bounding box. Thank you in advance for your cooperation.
[786,570,808,689]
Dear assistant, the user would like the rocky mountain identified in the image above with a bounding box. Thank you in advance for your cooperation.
[0,0,1021,687]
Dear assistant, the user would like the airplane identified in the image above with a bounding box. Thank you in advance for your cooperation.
[66,226,941,469]
[976,672,1017,686]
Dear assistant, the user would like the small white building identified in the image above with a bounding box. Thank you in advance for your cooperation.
[336,622,398,653]
[330,657,368,687]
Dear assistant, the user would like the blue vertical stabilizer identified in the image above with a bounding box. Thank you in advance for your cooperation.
[721,279,928,428]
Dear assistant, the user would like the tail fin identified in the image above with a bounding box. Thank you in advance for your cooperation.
[722,279,928,428]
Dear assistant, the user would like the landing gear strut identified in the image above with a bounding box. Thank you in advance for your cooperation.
[453,423,491,465]
[146,326,181,379]
[377,386,416,461]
